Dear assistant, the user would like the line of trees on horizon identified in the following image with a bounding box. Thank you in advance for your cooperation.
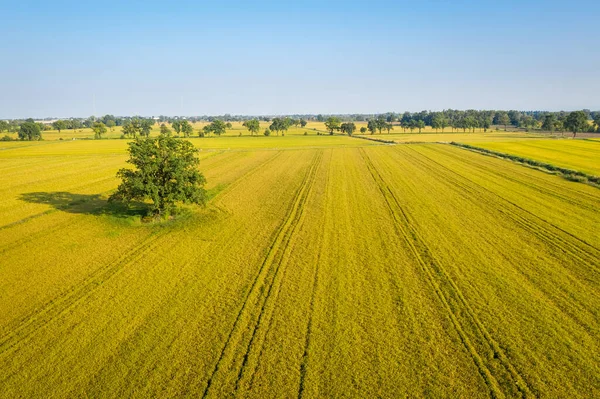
[2,110,599,141]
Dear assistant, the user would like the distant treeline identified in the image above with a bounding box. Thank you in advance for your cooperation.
[2,109,599,141]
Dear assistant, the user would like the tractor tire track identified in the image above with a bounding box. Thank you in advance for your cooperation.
[360,148,534,399]
[397,145,600,340]
[405,146,600,268]
[0,152,283,357]
[201,151,322,398]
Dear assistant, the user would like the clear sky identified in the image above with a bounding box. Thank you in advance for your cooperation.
[1,0,598,118]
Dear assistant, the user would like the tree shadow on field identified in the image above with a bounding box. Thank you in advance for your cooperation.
[18,192,148,218]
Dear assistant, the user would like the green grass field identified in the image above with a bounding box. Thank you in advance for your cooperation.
[1,136,599,397]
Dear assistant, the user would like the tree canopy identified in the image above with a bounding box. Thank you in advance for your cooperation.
[92,122,107,139]
[324,117,341,135]
[109,135,207,216]
[243,119,260,135]
[340,122,356,136]
[564,111,588,137]
[203,120,226,136]
[18,122,42,141]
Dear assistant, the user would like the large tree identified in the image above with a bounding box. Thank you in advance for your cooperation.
[243,119,260,135]
[324,116,341,135]
[564,111,588,138]
[109,135,207,216]
[18,122,42,141]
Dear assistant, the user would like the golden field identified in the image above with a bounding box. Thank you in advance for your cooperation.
[0,134,599,397]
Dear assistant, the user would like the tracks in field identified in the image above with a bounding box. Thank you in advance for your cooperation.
[405,146,600,269]
[360,148,534,399]
[0,150,286,363]
[202,151,323,398]
[0,231,168,365]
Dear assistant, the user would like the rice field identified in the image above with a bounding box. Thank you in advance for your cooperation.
[464,139,600,176]
[0,136,599,398]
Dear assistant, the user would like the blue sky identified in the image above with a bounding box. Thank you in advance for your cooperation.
[1,0,598,118]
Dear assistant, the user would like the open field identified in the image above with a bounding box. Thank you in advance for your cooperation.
[0,136,599,397]
[357,131,549,143]
[464,139,600,176]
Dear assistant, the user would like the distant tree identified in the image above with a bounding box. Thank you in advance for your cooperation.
[172,120,182,135]
[204,120,226,136]
[18,122,42,141]
[181,120,193,137]
[480,116,491,132]
[160,123,172,136]
[384,122,393,134]
[300,119,308,128]
[109,135,207,216]
[440,117,448,132]
[367,119,377,135]
[375,115,387,134]
[431,114,442,132]
[52,120,67,133]
[407,120,417,133]
[69,119,83,130]
[360,126,367,134]
[122,119,141,138]
[324,116,341,135]
[225,122,233,130]
[140,119,154,137]
[340,122,356,136]
[541,114,556,132]
[242,119,260,135]
[464,116,478,132]
[494,112,510,131]
[106,119,116,131]
[92,122,107,139]
[564,111,588,138]
[263,128,271,136]
[269,118,288,136]
[593,113,600,133]
[416,120,425,133]
[0,120,9,132]
[83,116,97,128]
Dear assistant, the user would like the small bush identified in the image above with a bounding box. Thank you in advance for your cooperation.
[264,129,271,136]
[120,134,126,139]
[1,135,13,141]
[304,132,308,136]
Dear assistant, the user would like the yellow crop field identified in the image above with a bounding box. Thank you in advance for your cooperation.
[464,139,600,176]
[0,137,599,398]
[357,131,547,143]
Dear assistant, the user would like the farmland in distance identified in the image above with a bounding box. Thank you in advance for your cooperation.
[0,136,599,397]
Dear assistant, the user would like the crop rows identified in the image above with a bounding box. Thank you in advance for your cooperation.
[0,140,598,397]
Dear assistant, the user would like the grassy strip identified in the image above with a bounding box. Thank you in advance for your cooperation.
[351,135,396,144]
[450,142,600,186]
